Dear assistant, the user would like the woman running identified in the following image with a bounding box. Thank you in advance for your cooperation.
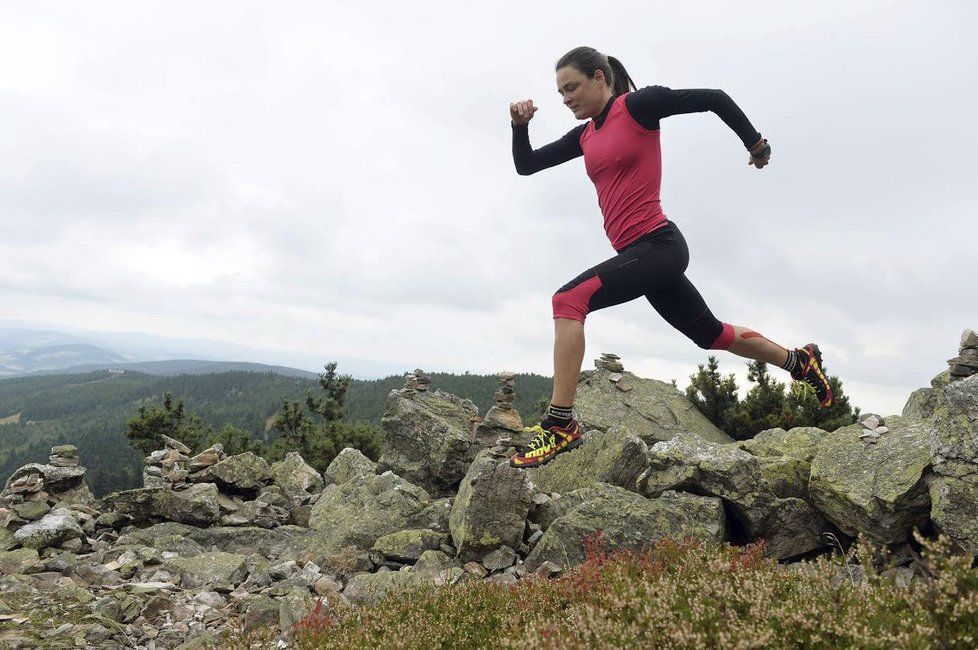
[509,46,833,468]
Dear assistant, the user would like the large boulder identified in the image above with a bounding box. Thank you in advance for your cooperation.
[12,508,85,550]
[372,529,449,563]
[4,463,87,494]
[524,427,649,494]
[102,483,221,527]
[377,388,481,497]
[639,433,827,559]
[736,427,830,499]
[190,452,273,496]
[524,486,725,571]
[449,452,533,562]
[161,552,247,589]
[324,447,377,485]
[809,417,934,544]
[573,368,733,444]
[270,452,324,499]
[913,373,978,551]
[304,471,431,554]
[343,571,430,606]
[116,521,303,559]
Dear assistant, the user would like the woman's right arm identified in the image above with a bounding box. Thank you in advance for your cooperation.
[511,122,585,175]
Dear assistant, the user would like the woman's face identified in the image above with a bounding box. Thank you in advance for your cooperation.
[556,65,610,120]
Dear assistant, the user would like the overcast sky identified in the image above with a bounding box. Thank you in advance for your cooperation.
[1,1,976,416]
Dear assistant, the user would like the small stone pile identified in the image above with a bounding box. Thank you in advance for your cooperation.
[49,444,79,467]
[402,368,432,397]
[143,436,232,494]
[595,353,631,392]
[474,372,525,447]
[948,329,978,381]
[857,413,889,444]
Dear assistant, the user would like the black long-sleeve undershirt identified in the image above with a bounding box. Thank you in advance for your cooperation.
[512,86,762,176]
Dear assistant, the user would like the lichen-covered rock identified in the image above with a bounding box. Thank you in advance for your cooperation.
[343,571,430,605]
[0,548,43,575]
[524,487,725,571]
[639,433,827,559]
[809,418,934,543]
[116,521,302,559]
[12,508,85,550]
[278,586,316,634]
[524,427,649,494]
[162,552,247,589]
[573,368,733,444]
[324,447,377,485]
[4,463,87,494]
[914,373,978,551]
[372,529,448,563]
[271,452,324,498]
[0,526,14,552]
[529,483,627,531]
[304,471,431,554]
[412,550,458,579]
[190,452,273,495]
[378,388,480,497]
[736,427,830,499]
[102,483,221,527]
[450,452,533,562]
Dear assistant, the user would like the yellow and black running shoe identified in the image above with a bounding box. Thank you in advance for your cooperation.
[791,343,834,407]
[510,419,583,468]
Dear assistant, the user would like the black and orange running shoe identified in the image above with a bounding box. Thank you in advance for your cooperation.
[510,419,583,468]
[791,343,834,407]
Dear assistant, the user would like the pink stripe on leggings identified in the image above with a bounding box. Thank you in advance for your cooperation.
[552,275,603,323]
[709,322,735,350]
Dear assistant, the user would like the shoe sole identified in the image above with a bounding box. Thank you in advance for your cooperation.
[511,435,584,469]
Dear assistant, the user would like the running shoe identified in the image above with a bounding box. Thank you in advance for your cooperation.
[510,419,583,468]
[791,343,834,407]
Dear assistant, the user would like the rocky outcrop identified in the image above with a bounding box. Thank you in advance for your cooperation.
[524,427,649,494]
[305,471,431,554]
[574,368,733,444]
[640,432,827,559]
[378,385,481,496]
[103,483,222,527]
[808,418,934,544]
[525,485,725,571]
[449,452,533,562]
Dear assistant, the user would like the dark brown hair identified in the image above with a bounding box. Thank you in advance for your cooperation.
[555,46,637,97]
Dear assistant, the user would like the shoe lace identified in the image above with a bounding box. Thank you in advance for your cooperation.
[524,425,549,450]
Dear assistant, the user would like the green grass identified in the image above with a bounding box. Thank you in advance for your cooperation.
[292,533,978,649]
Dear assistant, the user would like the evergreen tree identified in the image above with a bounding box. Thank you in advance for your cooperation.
[685,356,741,433]
[124,391,210,455]
[267,362,382,473]
[208,423,266,456]
[727,361,788,440]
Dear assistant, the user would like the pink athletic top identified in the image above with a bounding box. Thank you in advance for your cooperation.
[579,93,668,251]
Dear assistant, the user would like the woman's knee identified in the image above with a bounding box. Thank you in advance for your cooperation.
[552,274,603,322]
[681,318,734,350]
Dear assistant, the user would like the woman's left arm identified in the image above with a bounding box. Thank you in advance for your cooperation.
[625,85,764,150]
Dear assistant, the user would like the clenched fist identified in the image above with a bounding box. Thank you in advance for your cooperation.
[509,99,538,126]
[748,137,772,169]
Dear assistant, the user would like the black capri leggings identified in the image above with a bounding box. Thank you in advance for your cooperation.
[551,221,734,350]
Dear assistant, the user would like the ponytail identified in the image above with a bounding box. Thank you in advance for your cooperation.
[556,46,637,97]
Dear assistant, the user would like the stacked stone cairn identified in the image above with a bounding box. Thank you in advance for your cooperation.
[401,368,431,397]
[857,413,889,445]
[948,329,978,381]
[142,435,235,489]
[595,352,631,392]
[475,372,526,448]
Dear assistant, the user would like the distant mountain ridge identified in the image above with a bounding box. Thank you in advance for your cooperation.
[0,359,320,381]
[0,343,131,376]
